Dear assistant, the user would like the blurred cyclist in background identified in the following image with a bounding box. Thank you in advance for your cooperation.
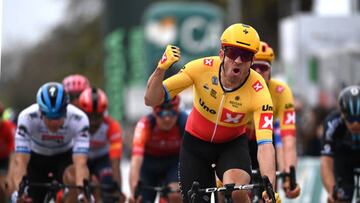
[321,85,360,203]
[79,87,125,203]
[0,101,16,203]
[63,74,90,107]
[144,23,279,203]
[248,41,300,198]
[129,96,187,203]
[8,82,90,202]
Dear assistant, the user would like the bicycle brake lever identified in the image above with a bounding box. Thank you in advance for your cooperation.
[188,181,199,203]
[262,176,276,203]
[289,166,297,190]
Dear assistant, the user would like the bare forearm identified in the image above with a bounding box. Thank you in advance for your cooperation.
[129,156,143,194]
[321,156,335,194]
[275,146,285,172]
[258,143,276,186]
[111,159,121,187]
[12,153,30,190]
[73,155,89,186]
[144,68,166,106]
[282,136,297,171]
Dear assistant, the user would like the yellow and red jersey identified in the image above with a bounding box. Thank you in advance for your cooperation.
[0,120,16,159]
[247,79,296,140]
[89,116,122,160]
[163,56,274,144]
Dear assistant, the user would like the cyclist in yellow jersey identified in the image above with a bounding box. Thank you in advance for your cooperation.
[249,41,300,198]
[145,23,280,203]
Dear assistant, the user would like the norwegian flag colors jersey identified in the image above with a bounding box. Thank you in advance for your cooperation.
[247,79,296,141]
[163,56,273,145]
[88,116,122,160]
[15,104,90,156]
[0,120,16,159]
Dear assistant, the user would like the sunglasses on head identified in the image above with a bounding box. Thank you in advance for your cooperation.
[224,47,254,62]
[156,109,177,118]
[345,115,360,123]
[251,63,271,72]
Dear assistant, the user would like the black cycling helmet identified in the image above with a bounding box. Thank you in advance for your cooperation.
[338,85,360,121]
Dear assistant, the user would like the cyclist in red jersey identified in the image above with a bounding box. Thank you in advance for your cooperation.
[144,23,280,203]
[79,87,125,203]
[129,96,187,203]
[63,74,90,107]
[0,102,16,203]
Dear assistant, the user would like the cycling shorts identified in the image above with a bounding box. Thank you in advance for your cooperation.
[88,155,115,187]
[179,131,251,203]
[333,148,360,201]
[139,154,179,202]
[27,150,72,202]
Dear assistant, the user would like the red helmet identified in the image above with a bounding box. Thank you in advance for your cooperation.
[79,87,108,114]
[153,96,180,115]
[62,74,90,94]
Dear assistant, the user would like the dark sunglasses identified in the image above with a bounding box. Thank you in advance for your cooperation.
[87,113,104,121]
[42,111,66,120]
[156,109,177,118]
[224,47,254,62]
[345,115,360,123]
[251,63,271,72]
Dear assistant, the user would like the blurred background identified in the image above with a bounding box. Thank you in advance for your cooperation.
[1,0,360,202]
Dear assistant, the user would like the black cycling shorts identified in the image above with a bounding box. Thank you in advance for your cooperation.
[333,148,360,201]
[27,150,73,202]
[179,131,251,203]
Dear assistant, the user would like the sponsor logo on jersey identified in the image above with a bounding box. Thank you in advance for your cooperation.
[285,103,294,109]
[283,110,295,125]
[276,85,285,93]
[204,58,214,66]
[17,125,28,137]
[210,89,217,99]
[235,96,240,101]
[211,76,218,85]
[259,113,273,130]
[220,108,244,124]
[252,80,264,92]
[199,98,216,114]
[203,83,210,92]
[41,134,64,143]
[160,52,167,64]
[262,104,273,111]
[229,100,242,108]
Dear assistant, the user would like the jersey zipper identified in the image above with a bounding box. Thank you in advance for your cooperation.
[210,93,226,142]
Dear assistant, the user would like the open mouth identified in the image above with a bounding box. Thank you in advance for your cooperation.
[233,68,240,74]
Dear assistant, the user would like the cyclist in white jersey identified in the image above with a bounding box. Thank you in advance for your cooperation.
[8,82,91,202]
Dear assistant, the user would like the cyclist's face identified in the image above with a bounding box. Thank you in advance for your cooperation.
[220,47,253,82]
[42,116,65,132]
[344,118,360,134]
[88,113,104,133]
[155,110,178,131]
[68,92,81,107]
[251,61,271,84]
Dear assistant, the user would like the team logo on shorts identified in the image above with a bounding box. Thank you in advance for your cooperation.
[220,108,244,124]
[259,113,273,130]
[283,110,295,125]
[204,58,214,66]
[252,80,264,92]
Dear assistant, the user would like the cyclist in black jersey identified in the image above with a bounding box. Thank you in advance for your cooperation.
[321,85,360,203]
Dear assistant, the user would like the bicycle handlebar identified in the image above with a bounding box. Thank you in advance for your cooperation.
[135,180,180,199]
[252,165,298,190]
[187,176,276,203]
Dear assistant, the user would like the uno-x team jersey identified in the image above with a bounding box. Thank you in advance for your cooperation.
[15,104,90,156]
[321,111,360,156]
[0,120,16,159]
[88,116,122,160]
[163,56,274,144]
[247,79,296,141]
[132,112,187,157]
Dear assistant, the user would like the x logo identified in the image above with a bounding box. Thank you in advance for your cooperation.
[204,59,214,66]
[243,29,248,34]
[284,111,295,125]
[160,53,167,64]
[224,113,243,123]
[259,113,273,130]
